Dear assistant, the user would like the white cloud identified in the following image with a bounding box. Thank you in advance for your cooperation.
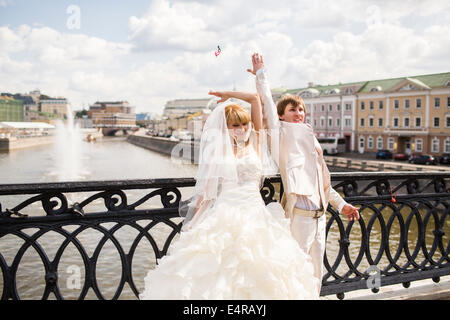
[0,0,449,115]
[0,26,25,54]
[0,0,14,8]
[281,18,450,88]
[128,0,216,51]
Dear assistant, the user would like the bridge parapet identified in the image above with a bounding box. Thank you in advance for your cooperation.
[0,172,448,299]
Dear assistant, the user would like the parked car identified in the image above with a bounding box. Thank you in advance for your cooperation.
[394,153,409,161]
[376,149,393,159]
[439,153,450,165]
[171,129,192,141]
[408,154,437,165]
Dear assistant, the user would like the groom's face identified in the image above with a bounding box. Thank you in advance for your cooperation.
[279,103,305,123]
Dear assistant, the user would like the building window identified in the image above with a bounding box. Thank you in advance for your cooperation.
[432,138,439,153]
[345,103,351,111]
[434,117,440,127]
[328,117,333,127]
[320,117,325,127]
[329,105,333,112]
[345,117,351,127]
[405,99,410,109]
[379,101,383,109]
[361,102,365,110]
[368,137,374,149]
[314,119,317,127]
[360,118,365,127]
[393,117,399,127]
[446,116,450,128]
[394,100,399,109]
[359,137,365,149]
[377,137,383,150]
[416,98,422,108]
[447,97,450,108]
[388,138,395,150]
[415,139,423,152]
[321,105,325,112]
[378,118,383,127]
[369,117,374,127]
[336,118,340,127]
[434,97,440,108]
[445,139,450,153]
[337,104,341,111]
[370,101,374,109]
[404,117,410,128]
[415,117,421,128]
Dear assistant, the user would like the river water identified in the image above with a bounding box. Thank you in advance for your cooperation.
[0,136,448,299]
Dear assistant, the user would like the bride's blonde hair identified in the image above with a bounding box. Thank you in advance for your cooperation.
[225,104,251,126]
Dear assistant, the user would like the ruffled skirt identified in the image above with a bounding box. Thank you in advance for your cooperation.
[139,184,320,300]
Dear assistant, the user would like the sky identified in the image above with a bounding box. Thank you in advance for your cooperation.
[0,0,449,114]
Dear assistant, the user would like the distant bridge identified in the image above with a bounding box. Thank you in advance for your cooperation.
[94,125,139,136]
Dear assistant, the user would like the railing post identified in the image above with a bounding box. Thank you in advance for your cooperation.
[361,161,367,170]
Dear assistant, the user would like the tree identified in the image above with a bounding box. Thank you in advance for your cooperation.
[75,109,88,118]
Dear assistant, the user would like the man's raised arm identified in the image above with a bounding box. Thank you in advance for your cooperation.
[248,53,280,165]
[248,53,280,131]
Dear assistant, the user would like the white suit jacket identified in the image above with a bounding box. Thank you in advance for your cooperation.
[255,68,347,220]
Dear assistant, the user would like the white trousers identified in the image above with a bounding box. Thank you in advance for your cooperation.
[290,214,326,296]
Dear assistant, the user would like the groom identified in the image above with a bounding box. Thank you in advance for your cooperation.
[248,53,360,296]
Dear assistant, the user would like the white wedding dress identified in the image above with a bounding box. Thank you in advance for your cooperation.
[139,149,320,300]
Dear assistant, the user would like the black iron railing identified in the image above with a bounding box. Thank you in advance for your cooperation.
[0,172,448,300]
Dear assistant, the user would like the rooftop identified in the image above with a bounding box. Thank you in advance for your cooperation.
[282,71,450,97]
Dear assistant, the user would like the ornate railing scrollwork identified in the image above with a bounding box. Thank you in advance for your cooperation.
[0,172,448,300]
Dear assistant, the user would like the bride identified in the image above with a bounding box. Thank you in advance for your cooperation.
[139,90,320,300]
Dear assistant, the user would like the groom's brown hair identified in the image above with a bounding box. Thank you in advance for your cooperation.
[276,95,306,117]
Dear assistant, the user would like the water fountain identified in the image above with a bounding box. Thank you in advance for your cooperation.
[51,103,87,181]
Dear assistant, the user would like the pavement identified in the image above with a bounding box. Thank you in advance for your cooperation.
[338,151,450,165]
[321,275,450,300]
[326,152,450,172]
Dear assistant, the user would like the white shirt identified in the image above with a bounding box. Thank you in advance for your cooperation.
[256,68,346,214]
[294,160,346,213]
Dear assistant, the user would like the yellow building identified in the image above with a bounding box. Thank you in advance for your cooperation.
[355,73,450,155]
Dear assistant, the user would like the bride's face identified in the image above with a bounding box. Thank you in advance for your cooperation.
[227,121,249,143]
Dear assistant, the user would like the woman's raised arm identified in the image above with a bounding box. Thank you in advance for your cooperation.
[208,90,263,132]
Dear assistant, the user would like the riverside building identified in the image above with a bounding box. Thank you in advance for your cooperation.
[0,95,24,122]
[356,73,450,156]
[276,72,450,155]
[88,101,136,128]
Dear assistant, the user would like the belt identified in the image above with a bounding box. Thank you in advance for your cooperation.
[293,207,325,219]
